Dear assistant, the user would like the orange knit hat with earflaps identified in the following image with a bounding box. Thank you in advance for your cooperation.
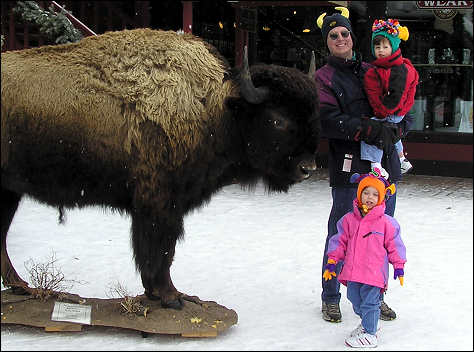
[350,168,396,206]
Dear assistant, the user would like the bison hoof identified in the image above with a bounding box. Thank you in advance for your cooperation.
[161,297,184,310]
[8,286,30,296]
[144,290,161,301]
[144,290,184,309]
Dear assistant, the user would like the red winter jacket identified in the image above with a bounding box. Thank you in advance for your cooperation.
[364,49,419,118]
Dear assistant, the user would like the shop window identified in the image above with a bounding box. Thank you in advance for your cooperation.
[250,6,332,72]
[192,2,236,65]
[384,3,473,134]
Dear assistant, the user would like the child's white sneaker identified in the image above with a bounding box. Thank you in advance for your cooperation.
[400,158,413,174]
[371,163,389,180]
[350,323,380,337]
[349,323,364,337]
[345,331,378,348]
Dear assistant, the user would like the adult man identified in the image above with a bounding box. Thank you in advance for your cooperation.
[314,7,413,323]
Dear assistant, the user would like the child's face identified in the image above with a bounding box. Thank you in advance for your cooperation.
[374,37,392,59]
[361,186,380,209]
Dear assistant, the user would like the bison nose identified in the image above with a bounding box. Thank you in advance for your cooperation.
[298,159,317,179]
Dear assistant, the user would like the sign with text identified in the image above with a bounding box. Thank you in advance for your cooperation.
[416,1,473,9]
[51,301,92,325]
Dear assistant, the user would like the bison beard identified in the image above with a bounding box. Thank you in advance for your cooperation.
[1,29,320,309]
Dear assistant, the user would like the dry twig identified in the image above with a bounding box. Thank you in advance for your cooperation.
[106,281,149,317]
[23,251,76,301]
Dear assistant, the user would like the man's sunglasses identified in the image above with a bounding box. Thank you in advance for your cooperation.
[329,31,351,40]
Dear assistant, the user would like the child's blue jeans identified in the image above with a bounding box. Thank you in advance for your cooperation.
[361,114,404,163]
[347,281,381,335]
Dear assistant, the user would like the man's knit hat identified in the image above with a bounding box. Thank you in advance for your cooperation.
[371,19,409,56]
[317,7,356,45]
[350,168,396,206]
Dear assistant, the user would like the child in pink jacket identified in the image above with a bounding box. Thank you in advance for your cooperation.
[323,168,406,348]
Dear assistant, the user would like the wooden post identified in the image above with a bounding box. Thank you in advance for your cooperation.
[23,23,29,49]
[8,10,16,50]
[182,1,193,33]
[234,6,249,67]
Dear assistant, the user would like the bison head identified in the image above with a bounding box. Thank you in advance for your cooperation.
[227,48,320,192]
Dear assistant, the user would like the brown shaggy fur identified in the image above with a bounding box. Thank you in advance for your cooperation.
[1,28,321,307]
[1,28,237,168]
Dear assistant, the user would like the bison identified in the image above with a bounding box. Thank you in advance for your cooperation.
[1,28,320,309]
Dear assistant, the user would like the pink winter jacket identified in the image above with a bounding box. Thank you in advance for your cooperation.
[327,198,406,291]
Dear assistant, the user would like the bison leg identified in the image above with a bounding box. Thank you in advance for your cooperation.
[131,213,184,309]
[1,188,29,293]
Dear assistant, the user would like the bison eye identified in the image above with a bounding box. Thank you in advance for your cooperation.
[267,119,279,125]
[268,117,288,131]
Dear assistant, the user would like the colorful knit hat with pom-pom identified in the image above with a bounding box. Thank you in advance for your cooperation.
[350,168,396,206]
[371,18,409,56]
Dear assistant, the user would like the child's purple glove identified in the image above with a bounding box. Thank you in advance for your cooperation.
[394,268,404,286]
[325,262,336,272]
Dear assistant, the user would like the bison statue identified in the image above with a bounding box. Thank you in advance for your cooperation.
[1,28,320,309]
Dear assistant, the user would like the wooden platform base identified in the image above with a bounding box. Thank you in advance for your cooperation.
[1,289,238,337]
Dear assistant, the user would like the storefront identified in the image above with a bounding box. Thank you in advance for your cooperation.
[2,1,471,177]
[188,1,473,177]
[367,1,473,177]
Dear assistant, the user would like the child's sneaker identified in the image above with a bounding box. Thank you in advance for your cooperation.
[345,331,378,348]
[349,323,365,337]
[350,323,381,337]
[400,158,413,174]
[371,163,389,180]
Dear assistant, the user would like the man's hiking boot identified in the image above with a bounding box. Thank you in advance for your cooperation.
[322,301,342,322]
[380,300,396,320]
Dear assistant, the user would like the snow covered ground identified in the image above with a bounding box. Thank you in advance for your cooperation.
[1,170,473,351]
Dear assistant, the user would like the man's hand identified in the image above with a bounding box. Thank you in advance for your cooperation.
[358,118,399,150]
[384,122,403,143]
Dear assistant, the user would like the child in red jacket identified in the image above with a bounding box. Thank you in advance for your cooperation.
[362,19,419,179]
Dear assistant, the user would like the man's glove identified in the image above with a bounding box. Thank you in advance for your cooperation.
[384,122,403,144]
[394,268,404,286]
[323,259,337,281]
[358,118,399,150]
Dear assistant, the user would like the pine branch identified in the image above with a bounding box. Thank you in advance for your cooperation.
[13,1,83,44]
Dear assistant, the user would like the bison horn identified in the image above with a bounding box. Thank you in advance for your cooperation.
[239,45,269,104]
[308,51,316,78]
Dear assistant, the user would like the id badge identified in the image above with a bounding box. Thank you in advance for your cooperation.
[342,154,352,172]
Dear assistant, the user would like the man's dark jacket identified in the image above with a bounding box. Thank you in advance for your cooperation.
[315,53,413,187]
